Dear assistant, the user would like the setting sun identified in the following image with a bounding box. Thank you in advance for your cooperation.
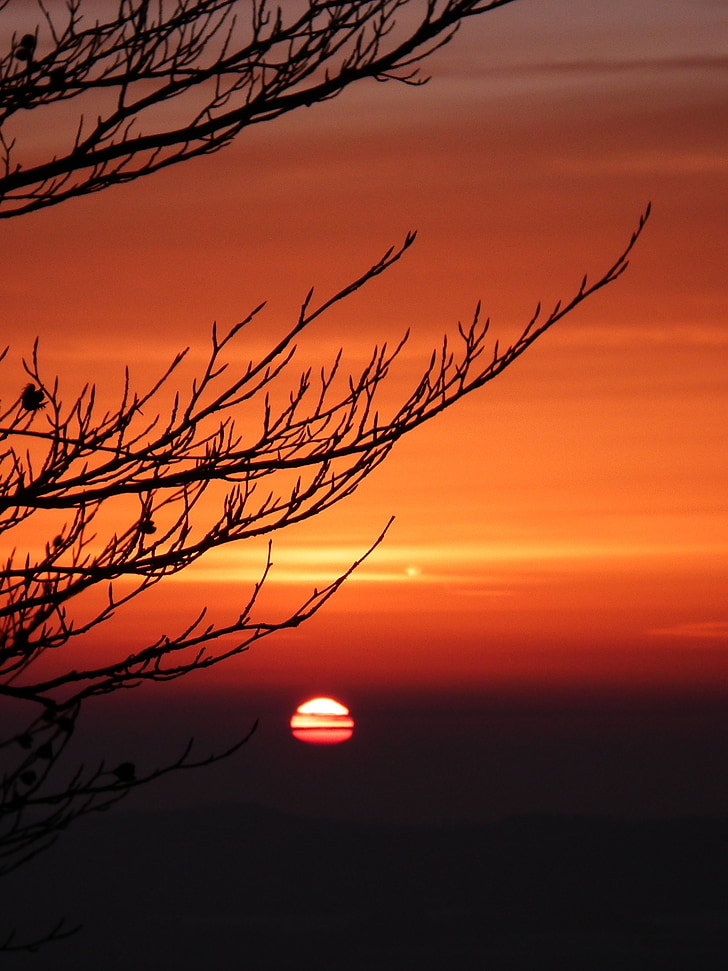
[290,697,355,745]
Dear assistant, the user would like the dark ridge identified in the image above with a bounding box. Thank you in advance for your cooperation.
[3,804,727,970]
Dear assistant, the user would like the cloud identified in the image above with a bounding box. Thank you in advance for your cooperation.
[437,54,728,85]
[511,55,728,77]
[555,149,728,177]
[170,539,725,588]
[649,620,728,641]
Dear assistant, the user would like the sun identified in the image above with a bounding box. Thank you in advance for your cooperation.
[290,696,354,745]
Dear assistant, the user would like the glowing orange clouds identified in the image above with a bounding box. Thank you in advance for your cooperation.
[290,697,354,745]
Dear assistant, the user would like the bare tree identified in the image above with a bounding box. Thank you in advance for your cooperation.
[0,0,649,950]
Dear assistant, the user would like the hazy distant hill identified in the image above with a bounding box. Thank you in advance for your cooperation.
[3,805,727,969]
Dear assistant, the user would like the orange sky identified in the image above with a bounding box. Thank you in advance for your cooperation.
[1,0,726,697]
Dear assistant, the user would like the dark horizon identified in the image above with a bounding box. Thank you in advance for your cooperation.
[4,797,728,970]
[69,679,728,825]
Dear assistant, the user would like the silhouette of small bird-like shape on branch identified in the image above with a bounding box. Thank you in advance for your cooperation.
[110,762,136,783]
[46,67,65,91]
[20,383,45,412]
[13,34,36,63]
[36,742,54,761]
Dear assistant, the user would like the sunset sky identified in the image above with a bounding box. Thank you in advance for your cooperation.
[1,0,726,821]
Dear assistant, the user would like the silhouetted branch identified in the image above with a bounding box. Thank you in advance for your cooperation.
[0,916,81,954]
[1,210,649,706]
[0,0,518,218]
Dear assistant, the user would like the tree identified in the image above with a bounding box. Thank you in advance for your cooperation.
[0,0,649,950]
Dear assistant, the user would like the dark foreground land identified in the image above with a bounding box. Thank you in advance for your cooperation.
[3,804,727,970]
